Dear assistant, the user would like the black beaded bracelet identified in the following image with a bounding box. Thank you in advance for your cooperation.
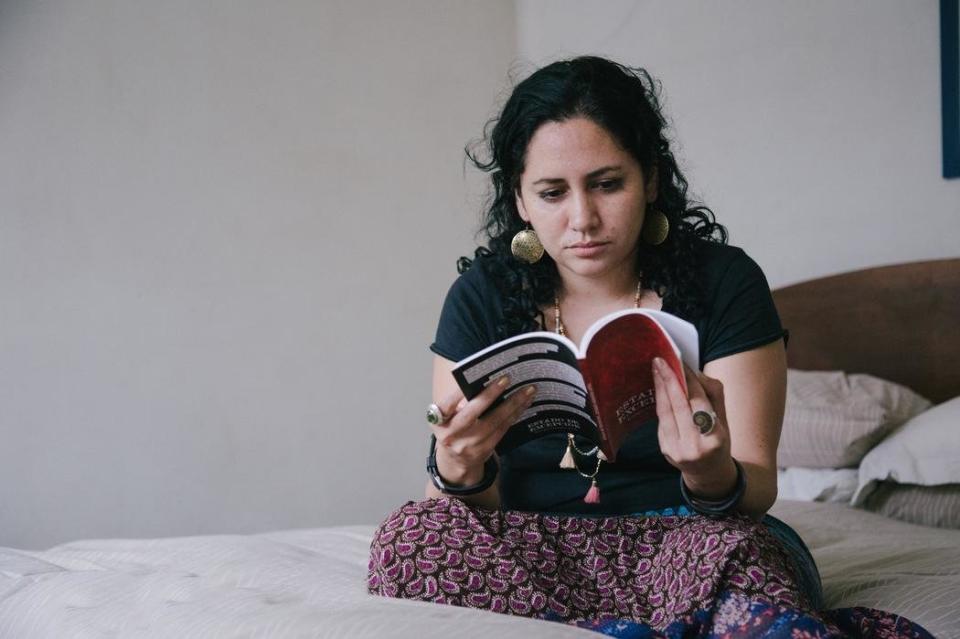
[426,435,499,496]
[680,458,746,516]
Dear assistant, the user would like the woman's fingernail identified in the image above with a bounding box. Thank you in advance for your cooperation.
[497,376,510,387]
[457,398,467,411]
[524,385,537,396]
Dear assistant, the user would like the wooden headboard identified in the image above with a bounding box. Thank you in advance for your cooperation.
[771,258,960,404]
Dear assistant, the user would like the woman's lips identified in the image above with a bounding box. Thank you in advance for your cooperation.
[568,241,610,257]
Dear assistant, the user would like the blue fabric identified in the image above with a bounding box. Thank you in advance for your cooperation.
[548,590,934,638]
[634,505,695,517]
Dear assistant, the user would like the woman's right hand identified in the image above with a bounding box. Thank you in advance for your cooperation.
[429,376,537,485]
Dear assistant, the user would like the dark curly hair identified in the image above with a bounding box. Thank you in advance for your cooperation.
[461,56,727,340]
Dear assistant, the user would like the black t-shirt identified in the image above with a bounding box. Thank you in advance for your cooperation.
[430,241,787,516]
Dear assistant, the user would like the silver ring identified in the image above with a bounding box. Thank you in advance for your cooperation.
[426,403,447,425]
[692,410,717,435]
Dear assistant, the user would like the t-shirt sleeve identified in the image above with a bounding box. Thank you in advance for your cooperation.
[700,247,787,366]
[429,267,494,362]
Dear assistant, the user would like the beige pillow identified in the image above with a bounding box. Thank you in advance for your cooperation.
[777,370,931,469]
[860,481,960,530]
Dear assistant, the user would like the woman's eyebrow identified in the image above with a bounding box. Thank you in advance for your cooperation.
[531,165,623,186]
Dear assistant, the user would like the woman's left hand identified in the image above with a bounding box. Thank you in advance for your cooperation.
[652,357,737,495]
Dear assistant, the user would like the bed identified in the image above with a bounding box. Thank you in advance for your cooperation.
[1,258,958,638]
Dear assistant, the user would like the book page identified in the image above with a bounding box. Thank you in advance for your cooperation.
[451,333,601,452]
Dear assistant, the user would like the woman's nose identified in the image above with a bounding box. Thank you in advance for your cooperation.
[567,190,599,232]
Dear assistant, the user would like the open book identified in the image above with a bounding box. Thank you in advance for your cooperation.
[451,309,699,462]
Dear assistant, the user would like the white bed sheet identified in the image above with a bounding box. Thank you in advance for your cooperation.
[1,501,958,638]
[0,525,592,638]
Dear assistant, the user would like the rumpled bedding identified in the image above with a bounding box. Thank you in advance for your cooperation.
[0,501,957,638]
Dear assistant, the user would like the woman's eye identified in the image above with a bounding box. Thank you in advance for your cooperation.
[595,179,622,191]
[539,189,564,201]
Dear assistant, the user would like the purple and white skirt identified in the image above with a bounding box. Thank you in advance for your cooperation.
[366,497,811,628]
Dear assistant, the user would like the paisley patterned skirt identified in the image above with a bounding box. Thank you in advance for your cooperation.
[366,497,815,629]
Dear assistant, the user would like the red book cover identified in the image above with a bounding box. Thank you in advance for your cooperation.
[579,313,686,462]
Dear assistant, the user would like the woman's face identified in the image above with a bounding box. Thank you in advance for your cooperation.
[515,117,657,285]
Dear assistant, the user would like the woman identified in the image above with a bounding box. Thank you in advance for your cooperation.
[368,56,823,628]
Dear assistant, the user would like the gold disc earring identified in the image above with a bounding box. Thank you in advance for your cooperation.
[511,224,544,263]
[642,210,669,245]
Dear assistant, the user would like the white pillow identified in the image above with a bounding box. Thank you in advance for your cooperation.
[776,467,859,503]
[852,396,960,505]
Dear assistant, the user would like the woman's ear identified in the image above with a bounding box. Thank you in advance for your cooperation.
[645,166,659,204]
[515,189,530,222]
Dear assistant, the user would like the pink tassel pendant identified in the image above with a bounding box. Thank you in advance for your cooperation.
[584,478,601,504]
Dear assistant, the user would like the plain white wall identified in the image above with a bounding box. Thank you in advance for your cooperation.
[517,0,959,287]
[0,1,515,549]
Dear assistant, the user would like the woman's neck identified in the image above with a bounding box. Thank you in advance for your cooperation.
[556,265,640,307]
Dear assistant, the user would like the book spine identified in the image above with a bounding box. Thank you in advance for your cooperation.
[583,377,612,460]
